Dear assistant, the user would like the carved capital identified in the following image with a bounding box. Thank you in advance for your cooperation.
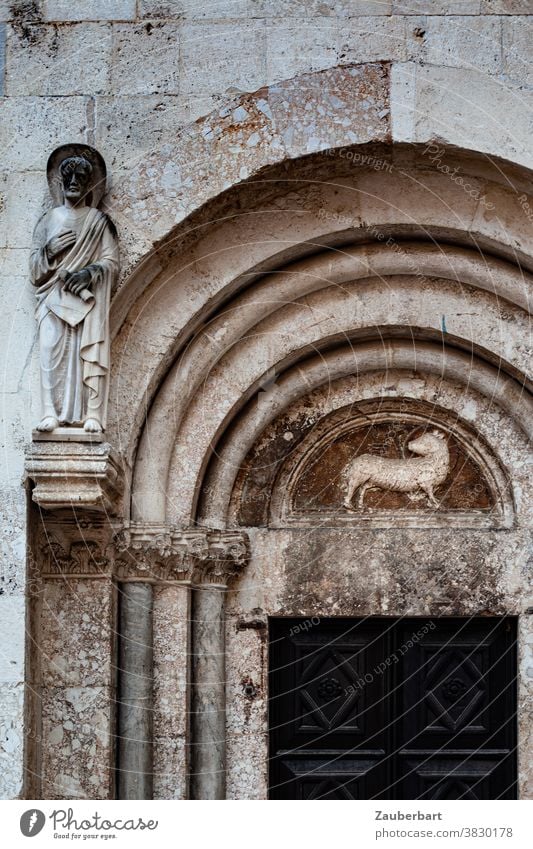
[34,523,250,584]
[193,530,250,586]
[39,532,112,577]
[114,524,211,582]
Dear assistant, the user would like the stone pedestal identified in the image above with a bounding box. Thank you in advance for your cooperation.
[25,440,123,512]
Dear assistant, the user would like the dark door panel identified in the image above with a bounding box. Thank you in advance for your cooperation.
[397,752,516,800]
[272,752,386,800]
[270,618,389,751]
[269,617,517,800]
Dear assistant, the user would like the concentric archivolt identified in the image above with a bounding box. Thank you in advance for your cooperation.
[197,348,529,528]
[130,259,531,526]
[113,159,533,500]
[110,158,532,529]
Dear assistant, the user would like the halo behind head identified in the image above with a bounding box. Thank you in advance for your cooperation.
[47,144,107,207]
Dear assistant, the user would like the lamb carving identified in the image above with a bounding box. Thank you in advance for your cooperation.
[343,430,450,510]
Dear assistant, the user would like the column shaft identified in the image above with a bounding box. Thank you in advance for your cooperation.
[153,583,191,799]
[191,584,226,799]
[117,582,153,799]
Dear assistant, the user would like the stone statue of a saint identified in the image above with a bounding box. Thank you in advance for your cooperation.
[30,144,119,434]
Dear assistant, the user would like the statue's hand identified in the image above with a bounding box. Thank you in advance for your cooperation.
[63,268,92,296]
[46,230,77,260]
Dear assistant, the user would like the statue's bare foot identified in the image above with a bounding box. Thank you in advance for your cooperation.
[36,416,59,432]
[343,499,355,511]
[84,418,103,433]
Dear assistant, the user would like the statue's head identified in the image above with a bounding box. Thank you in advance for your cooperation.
[59,156,93,204]
[48,145,107,209]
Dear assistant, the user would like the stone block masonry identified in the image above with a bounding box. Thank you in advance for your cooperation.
[1,0,533,803]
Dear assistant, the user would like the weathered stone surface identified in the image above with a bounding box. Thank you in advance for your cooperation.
[390,63,533,169]
[0,23,5,94]
[108,63,390,269]
[0,684,24,799]
[228,527,531,622]
[180,20,265,101]
[503,16,533,85]
[191,586,226,799]
[266,19,338,81]
[337,0,393,13]
[111,22,180,95]
[226,732,268,799]
[141,0,250,16]
[94,95,193,170]
[518,615,533,799]
[414,15,502,73]
[153,586,189,738]
[40,580,115,687]
[393,0,481,12]
[0,95,88,170]
[6,21,112,95]
[226,617,266,737]
[0,597,25,682]
[117,582,153,800]
[44,0,136,21]
[41,685,114,799]
[153,584,189,799]
[482,0,533,12]
[25,440,123,512]
[153,736,188,799]
[340,15,407,63]
[256,0,394,14]
[0,491,27,594]
[3,171,47,248]
[0,269,35,406]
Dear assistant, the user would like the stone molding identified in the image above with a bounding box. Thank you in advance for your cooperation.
[25,440,123,513]
[37,523,250,584]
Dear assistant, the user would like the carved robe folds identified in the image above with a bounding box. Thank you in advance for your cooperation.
[30,205,118,427]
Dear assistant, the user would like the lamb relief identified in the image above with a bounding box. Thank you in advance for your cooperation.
[343,430,450,510]
[30,144,119,434]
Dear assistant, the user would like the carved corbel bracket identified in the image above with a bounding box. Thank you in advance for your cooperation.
[25,440,123,513]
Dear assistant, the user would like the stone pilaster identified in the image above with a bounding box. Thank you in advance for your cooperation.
[518,613,533,800]
[36,529,117,800]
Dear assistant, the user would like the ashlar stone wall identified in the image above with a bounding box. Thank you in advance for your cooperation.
[1,0,533,798]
